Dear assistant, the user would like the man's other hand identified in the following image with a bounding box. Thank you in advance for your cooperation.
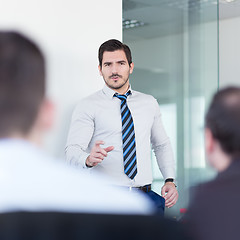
[161,182,178,208]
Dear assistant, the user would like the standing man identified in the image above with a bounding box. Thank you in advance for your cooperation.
[66,39,178,212]
[185,87,240,240]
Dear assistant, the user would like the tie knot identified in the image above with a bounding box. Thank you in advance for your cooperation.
[114,91,131,101]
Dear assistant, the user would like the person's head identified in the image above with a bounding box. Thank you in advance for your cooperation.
[98,39,132,68]
[98,39,134,94]
[205,86,240,171]
[0,31,54,142]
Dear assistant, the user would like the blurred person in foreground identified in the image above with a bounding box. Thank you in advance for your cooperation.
[0,31,154,215]
[185,86,240,240]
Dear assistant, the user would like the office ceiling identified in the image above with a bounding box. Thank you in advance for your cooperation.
[219,0,240,19]
[123,0,240,42]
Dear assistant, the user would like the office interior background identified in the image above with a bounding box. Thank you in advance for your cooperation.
[0,0,239,217]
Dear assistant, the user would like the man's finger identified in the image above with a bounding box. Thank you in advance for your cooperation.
[92,153,104,160]
[161,186,166,197]
[166,198,177,208]
[92,162,99,166]
[165,192,176,202]
[164,188,174,198]
[104,146,114,152]
[91,157,103,164]
[95,140,105,147]
[96,148,108,157]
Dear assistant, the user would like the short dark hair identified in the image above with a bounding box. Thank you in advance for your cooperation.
[0,31,45,137]
[206,87,240,158]
[98,39,132,67]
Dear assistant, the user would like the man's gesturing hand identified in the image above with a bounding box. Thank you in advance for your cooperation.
[86,140,114,167]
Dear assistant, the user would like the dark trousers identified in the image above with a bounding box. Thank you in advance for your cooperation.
[145,190,165,216]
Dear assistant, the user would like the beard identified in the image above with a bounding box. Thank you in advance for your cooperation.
[103,74,129,90]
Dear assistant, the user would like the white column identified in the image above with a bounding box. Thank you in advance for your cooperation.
[0,0,122,157]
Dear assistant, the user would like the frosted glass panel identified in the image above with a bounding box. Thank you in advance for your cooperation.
[123,0,219,218]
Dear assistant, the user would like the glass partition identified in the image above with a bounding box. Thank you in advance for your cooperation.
[123,0,219,218]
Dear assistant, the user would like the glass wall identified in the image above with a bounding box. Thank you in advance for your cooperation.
[123,0,219,217]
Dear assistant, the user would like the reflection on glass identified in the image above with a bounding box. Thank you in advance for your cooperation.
[123,0,219,217]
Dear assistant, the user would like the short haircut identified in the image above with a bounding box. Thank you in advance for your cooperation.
[0,31,45,137]
[98,39,132,67]
[205,87,240,158]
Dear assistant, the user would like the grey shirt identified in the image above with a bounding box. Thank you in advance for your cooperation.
[65,85,175,187]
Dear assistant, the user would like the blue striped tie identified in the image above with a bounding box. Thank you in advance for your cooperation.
[114,91,137,179]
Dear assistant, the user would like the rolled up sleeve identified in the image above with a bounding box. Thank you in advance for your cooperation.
[65,101,94,168]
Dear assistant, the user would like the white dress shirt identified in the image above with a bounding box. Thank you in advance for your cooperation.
[0,139,154,214]
[65,85,175,187]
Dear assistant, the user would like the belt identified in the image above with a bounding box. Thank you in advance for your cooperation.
[132,184,151,193]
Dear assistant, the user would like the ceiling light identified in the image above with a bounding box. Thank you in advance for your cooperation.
[123,18,146,30]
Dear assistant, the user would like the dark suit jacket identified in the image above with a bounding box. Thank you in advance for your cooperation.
[185,160,240,240]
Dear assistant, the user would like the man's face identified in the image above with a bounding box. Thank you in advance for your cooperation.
[98,50,134,94]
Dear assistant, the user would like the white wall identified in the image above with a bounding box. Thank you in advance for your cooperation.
[0,0,122,158]
[219,17,240,88]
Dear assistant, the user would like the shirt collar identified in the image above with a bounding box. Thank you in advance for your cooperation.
[102,84,133,99]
